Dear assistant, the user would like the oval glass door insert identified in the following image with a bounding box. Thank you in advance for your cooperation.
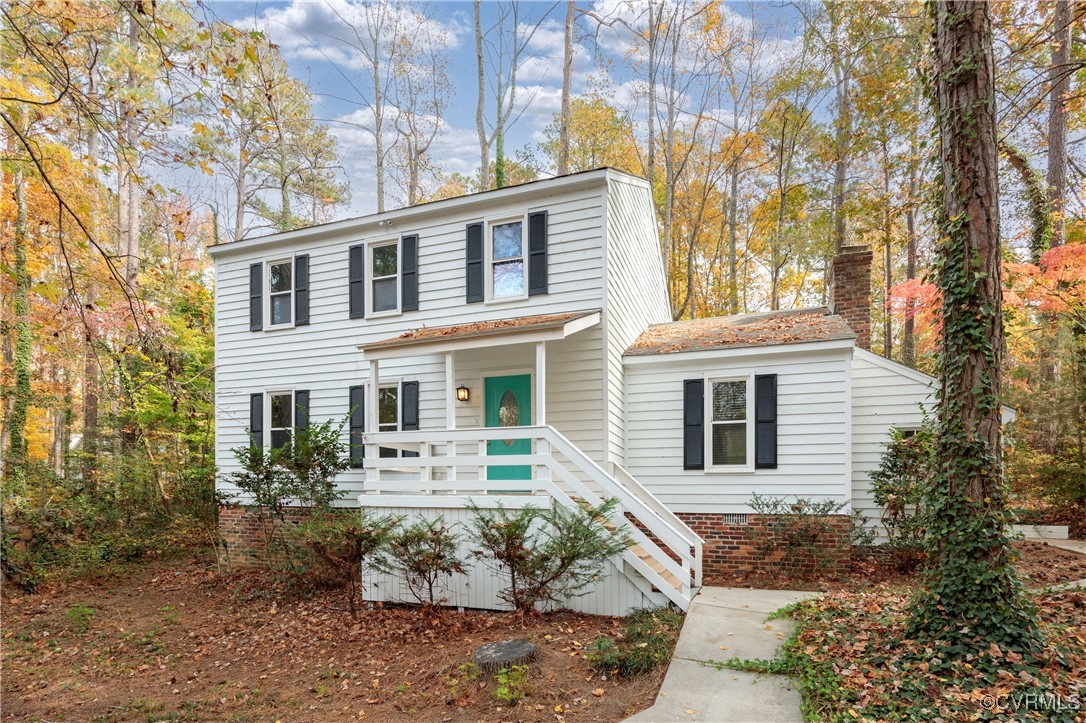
[499,390,519,446]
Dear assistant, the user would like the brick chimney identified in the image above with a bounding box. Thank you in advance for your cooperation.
[830,245,873,351]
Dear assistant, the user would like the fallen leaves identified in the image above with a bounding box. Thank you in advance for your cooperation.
[786,587,1086,721]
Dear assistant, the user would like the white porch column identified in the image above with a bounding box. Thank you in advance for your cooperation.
[535,341,546,426]
[367,359,379,439]
[445,351,456,430]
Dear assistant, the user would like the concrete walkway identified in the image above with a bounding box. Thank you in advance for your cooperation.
[1037,538,1086,555]
[625,587,814,723]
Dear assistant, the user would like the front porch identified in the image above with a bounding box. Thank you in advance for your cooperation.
[356,310,703,613]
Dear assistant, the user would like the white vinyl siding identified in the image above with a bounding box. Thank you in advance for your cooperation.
[602,176,673,466]
[361,500,663,614]
[623,344,852,513]
[850,349,936,536]
[213,175,610,503]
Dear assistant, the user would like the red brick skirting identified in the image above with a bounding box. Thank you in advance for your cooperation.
[218,505,312,569]
[628,512,852,577]
[222,505,852,578]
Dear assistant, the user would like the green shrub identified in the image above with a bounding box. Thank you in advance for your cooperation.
[225,417,352,569]
[382,517,466,606]
[467,498,631,612]
[746,494,851,578]
[493,664,531,704]
[869,420,936,544]
[588,606,684,676]
[291,508,396,619]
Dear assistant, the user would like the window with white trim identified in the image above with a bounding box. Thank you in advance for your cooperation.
[369,240,399,314]
[489,219,525,299]
[269,390,294,450]
[267,259,293,326]
[707,377,752,468]
[378,383,400,458]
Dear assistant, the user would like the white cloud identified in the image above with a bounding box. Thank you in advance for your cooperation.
[237,0,461,72]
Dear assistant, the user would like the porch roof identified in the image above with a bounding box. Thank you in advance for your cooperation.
[624,307,855,356]
[360,309,601,360]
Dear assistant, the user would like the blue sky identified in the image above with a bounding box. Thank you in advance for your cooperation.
[209,1,803,217]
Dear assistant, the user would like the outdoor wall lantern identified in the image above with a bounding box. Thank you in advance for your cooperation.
[456,385,471,402]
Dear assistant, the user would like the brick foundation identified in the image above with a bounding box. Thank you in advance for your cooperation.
[678,512,852,577]
[627,512,853,577]
[218,505,312,569]
[221,505,852,578]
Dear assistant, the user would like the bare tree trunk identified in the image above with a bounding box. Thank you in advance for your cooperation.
[1047,0,1071,249]
[903,178,918,367]
[882,142,893,359]
[495,93,506,189]
[727,162,740,315]
[557,0,575,176]
[120,8,140,290]
[372,37,386,213]
[234,130,246,242]
[912,0,1038,651]
[645,0,659,188]
[475,0,489,191]
[829,4,851,255]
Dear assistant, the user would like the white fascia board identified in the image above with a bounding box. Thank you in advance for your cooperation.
[852,347,936,387]
[622,338,855,366]
[207,170,613,259]
[360,312,602,361]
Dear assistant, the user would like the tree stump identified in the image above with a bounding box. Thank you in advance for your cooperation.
[471,639,537,675]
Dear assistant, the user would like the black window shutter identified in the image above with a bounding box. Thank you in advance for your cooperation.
[294,254,310,325]
[349,385,365,468]
[401,234,419,311]
[754,374,778,469]
[465,222,484,303]
[294,389,310,432]
[683,379,704,470]
[249,263,263,331]
[249,393,264,448]
[401,380,420,458]
[348,244,366,319]
[528,210,548,296]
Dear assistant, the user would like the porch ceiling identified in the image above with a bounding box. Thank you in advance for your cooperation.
[360,309,601,360]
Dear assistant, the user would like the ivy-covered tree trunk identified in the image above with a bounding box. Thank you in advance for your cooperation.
[8,170,31,477]
[910,0,1039,652]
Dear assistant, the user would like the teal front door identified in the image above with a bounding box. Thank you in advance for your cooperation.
[485,374,532,481]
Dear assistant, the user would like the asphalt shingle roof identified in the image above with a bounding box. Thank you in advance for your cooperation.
[624,307,856,356]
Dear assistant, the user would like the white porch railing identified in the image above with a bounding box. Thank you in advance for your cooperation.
[361,425,702,610]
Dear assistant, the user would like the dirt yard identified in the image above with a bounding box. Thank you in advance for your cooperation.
[1,561,670,722]
[705,538,1086,591]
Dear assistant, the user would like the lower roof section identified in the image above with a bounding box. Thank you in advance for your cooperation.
[360,309,602,360]
[624,307,856,357]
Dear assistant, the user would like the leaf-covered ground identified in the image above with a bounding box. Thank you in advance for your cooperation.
[781,587,1086,722]
[1,560,674,722]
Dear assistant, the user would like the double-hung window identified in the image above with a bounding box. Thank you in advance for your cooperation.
[707,377,753,469]
[267,259,293,327]
[369,241,399,314]
[378,383,400,457]
[269,390,295,450]
[489,219,525,299]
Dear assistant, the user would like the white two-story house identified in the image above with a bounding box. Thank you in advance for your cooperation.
[210,168,938,614]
